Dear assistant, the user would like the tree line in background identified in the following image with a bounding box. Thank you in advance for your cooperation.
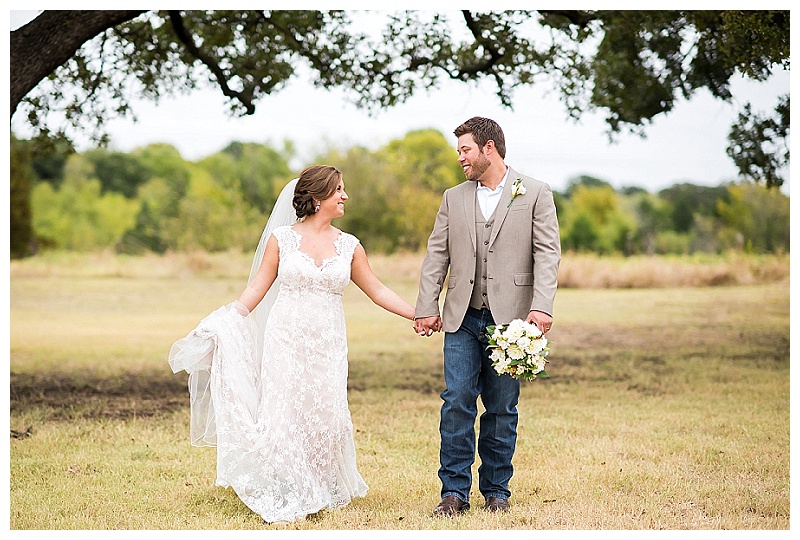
[10,129,789,259]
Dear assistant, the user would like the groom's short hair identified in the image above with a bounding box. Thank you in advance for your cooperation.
[454,117,506,159]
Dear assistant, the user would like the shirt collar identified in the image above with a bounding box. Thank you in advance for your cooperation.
[476,167,510,193]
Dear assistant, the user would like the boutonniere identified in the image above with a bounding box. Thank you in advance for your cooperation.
[507,178,527,207]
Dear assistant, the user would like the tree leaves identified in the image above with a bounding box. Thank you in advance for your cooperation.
[12,10,789,187]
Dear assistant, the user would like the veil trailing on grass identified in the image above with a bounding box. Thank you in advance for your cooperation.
[168,178,299,446]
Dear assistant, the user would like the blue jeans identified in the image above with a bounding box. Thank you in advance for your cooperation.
[439,307,521,503]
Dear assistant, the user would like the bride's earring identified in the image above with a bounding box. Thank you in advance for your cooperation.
[314,200,321,213]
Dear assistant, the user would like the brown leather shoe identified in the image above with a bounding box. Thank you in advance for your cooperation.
[484,497,510,512]
[433,495,470,516]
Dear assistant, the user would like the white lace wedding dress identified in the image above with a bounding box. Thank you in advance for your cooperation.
[169,225,368,523]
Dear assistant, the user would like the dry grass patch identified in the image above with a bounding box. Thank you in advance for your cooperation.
[557,252,789,288]
[11,250,790,289]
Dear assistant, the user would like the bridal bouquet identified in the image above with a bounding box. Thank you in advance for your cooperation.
[486,319,551,381]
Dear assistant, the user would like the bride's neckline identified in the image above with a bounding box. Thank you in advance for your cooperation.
[287,226,343,269]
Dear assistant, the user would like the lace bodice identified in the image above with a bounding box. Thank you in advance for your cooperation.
[272,225,359,298]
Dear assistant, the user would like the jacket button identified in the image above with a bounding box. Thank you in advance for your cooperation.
[469,279,474,284]
[484,240,489,245]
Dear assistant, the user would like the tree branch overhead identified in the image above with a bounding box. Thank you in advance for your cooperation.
[10,10,145,116]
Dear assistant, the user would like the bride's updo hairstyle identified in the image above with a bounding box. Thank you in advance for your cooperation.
[292,165,342,220]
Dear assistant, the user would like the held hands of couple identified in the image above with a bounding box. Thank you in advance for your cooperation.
[413,312,552,337]
[413,316,442,337]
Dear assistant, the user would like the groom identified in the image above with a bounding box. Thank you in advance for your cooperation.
[414,117,561,515]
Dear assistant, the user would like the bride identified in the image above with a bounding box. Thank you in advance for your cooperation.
[169,165,415,523]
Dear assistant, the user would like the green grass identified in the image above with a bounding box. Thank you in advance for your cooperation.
[9,254,790,529]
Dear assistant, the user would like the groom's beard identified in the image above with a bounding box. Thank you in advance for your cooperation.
[465,152,490,182]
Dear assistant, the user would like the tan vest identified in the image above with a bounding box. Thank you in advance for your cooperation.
[469,196,495,310]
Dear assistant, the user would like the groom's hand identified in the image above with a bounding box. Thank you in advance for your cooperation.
[414,316,442,337]
[527,310,553,333]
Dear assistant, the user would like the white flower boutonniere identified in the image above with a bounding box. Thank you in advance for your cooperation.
[507,178,527,208]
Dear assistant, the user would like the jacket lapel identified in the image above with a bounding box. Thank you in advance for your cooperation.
[489,167,516,247]
[464,183,477,252]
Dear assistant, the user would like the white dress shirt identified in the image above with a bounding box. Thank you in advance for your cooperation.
[476,167,510,219]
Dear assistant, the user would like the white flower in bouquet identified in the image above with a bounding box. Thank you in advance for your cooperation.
[485,319,552,381]
[505,326,524,342]
[526,336,547,355]
[490,348,507,364]
[527,355,546,373]
[493,357,511,375]
[495,334,510,348]
[506,343,525,360]
[522,320,543,338]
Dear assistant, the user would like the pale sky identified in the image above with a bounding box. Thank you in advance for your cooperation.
[9,8,792,194]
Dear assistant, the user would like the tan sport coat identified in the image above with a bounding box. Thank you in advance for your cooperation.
[415,167,561,333]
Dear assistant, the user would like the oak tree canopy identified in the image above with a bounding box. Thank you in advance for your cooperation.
[11,10,790,186]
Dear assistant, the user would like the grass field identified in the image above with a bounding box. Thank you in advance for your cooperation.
[8,252,791,530]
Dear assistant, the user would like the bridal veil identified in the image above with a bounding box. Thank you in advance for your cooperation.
[168,178,299,446]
